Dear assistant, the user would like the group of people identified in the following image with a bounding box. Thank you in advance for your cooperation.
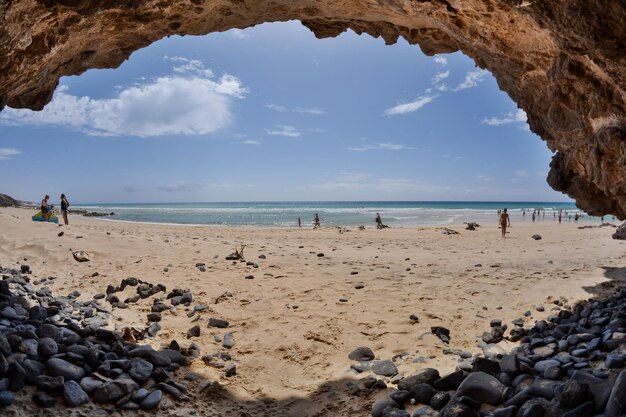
[297,212,386,229]
[522,208,589,224]
[40,194,70,225]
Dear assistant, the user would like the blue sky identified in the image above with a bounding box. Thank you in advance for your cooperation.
[0,21,569,204]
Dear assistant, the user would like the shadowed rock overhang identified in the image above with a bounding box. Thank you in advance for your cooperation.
[0,0,624,216]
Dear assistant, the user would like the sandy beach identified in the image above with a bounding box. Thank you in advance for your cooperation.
[1,207,625,416]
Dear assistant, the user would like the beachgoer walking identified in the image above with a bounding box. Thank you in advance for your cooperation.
[532,211,536,222]
[375,213,382,230]
[558,212,562,224]
[313,213,321,229]
[523,210,526,221]
[297,217,302,228]
[574,213,579,223]
[60,194,70,225]
[499,208,511,238]
[41,195,50,222]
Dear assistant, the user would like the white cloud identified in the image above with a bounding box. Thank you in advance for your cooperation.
[265,125,301,138]
[383,94,438,116]
[349,142,416,151]
[515,170,530,178]
[229,29,249,39]
[482,109,527,126]
[477,175,494,182]
[123,186,141,193]
[266,103,324,115]
[431,71,450,84]
[0,58,248,137]
[433,56,448,66]
[453,70,488,91]
[0,148,21,161]
[442,154,464,160]
[243,140,260,145]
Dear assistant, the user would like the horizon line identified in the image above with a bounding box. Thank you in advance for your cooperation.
[66,199,576,206]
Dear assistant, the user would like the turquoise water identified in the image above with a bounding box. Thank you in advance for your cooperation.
[73,201,597,227]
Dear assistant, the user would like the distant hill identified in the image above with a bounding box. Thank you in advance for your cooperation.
[0,193,19,207]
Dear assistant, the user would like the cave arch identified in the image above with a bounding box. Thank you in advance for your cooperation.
[1,1,624,215]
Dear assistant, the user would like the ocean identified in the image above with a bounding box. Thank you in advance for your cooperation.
[72,201,596,227]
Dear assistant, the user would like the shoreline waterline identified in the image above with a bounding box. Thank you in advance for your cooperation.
[70,201,589,228]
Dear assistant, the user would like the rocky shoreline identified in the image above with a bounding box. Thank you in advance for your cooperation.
[357,290,626,417]
[0,264,235,412]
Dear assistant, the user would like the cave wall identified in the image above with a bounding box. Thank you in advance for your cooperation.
[1,0,624,216]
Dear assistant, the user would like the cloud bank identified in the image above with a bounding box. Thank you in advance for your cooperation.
[0,57,248,137]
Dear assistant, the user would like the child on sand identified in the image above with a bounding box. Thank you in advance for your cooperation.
[41,195,50,222]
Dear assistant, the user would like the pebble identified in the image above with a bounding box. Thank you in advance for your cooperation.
[224,363,237,377]
[355,282,365,289]
[223,333,235,349]
[208,318,229,328]
[139,390,162,410]
[371,360,398,377]
[349,346,375,361]
[47,358,85,381]
[63,380,89,407]
[187,325,201,338]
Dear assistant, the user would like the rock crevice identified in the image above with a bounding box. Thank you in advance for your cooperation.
[0,1,624,216]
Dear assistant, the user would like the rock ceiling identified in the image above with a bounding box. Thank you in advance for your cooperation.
[0,1,624,216]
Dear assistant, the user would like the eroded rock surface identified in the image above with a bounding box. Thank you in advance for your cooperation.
[0,1,624,215]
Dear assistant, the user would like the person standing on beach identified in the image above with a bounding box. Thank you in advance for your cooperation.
[297,217,301,228]
[499,208,511,238]
[313,213,321,229]
[375,213,382,230]
[60,194,70,225]
[41,195,50,222]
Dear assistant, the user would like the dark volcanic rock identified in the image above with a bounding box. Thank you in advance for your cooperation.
[140,389,162,410]
[371,360,398,377]
[63,380,89,407]
[606,369,626,417]
[47,358,85,381]
[456,372,505,405]
[371,399,400,417]
[129,358,153,383]
[208,318,229,328]
[349,346,375,361]
[434,370,466,391]
[397,369,440,391]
